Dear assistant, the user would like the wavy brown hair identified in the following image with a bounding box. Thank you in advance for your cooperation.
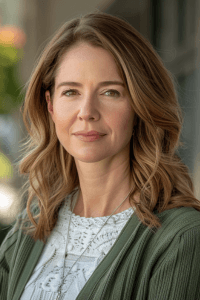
[16,10,200,243]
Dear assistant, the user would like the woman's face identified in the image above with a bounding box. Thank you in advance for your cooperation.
[46,42,135,164]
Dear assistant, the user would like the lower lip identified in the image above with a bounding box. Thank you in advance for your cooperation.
[74,134,106,142]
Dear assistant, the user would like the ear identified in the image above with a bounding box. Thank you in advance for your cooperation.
[45,91,54,121]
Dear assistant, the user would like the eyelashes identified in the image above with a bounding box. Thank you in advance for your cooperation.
[61,89,120,98]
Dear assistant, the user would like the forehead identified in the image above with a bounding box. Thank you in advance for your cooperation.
[55,42,123,81]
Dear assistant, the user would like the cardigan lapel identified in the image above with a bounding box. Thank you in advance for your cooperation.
[76,212,141,300]
[11,238,45,300]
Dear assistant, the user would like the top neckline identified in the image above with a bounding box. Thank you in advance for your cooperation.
[65,186,135,222]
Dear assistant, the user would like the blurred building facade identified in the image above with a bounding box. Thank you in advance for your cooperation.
[0,0,200,241]
[150,0,200,198]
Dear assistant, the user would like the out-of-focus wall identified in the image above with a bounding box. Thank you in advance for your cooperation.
[149,0,200,199]
[0,0,24,26]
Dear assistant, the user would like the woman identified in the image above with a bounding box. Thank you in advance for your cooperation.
[1,10,200,300]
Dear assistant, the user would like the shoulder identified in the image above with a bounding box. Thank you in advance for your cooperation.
[148,207,200,251]
[133,207,200,271]
[0,203,40,258]
[157,206,200,233]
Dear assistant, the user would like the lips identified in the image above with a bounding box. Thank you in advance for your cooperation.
[74,131,105,136]
[77,133,102,136]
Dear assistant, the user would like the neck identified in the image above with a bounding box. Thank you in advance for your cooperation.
[73,176,135,218]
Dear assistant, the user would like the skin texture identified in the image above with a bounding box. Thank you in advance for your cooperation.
[46,42,137,218]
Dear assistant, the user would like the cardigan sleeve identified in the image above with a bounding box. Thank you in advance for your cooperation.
[148,226,200,300]
[0,225,18,300]
[0,209,26,300]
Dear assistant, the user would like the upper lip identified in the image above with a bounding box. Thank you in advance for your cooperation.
[73,130,106,136]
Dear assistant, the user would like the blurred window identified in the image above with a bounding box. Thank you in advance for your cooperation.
[177,0,187,45]
[151,0,163,48]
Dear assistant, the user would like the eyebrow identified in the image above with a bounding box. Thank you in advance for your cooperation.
[56,80,125,90]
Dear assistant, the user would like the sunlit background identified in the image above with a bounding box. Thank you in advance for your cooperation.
[0,0,200,244]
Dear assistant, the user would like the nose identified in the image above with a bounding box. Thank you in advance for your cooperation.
[77,96,99,121]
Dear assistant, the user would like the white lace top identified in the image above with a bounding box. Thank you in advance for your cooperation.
[20,187,135,300]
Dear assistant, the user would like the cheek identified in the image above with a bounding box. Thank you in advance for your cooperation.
[121,111,134,133]
[53,104,70,127]
[123,119,130,131]
[107,109,133,136]
[54,104,66,118]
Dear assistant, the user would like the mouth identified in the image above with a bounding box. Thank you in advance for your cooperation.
[75,133,105,137]
[74,134,106,142]
[73,131,106,136]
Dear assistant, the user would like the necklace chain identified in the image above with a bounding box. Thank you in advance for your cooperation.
[56,186,134,300]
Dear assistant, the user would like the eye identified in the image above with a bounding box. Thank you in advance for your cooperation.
[104,90,120,97]
[62,89,78,96]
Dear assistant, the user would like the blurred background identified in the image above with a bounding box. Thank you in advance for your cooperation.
[0,0,200,244]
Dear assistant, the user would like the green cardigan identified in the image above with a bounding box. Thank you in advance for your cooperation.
[1,206,200,300]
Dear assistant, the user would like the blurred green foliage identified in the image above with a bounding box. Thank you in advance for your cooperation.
[0,152,13,180]
[0,45,24,114]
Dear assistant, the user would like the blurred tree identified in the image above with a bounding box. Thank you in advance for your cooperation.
[0,25,26,114]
